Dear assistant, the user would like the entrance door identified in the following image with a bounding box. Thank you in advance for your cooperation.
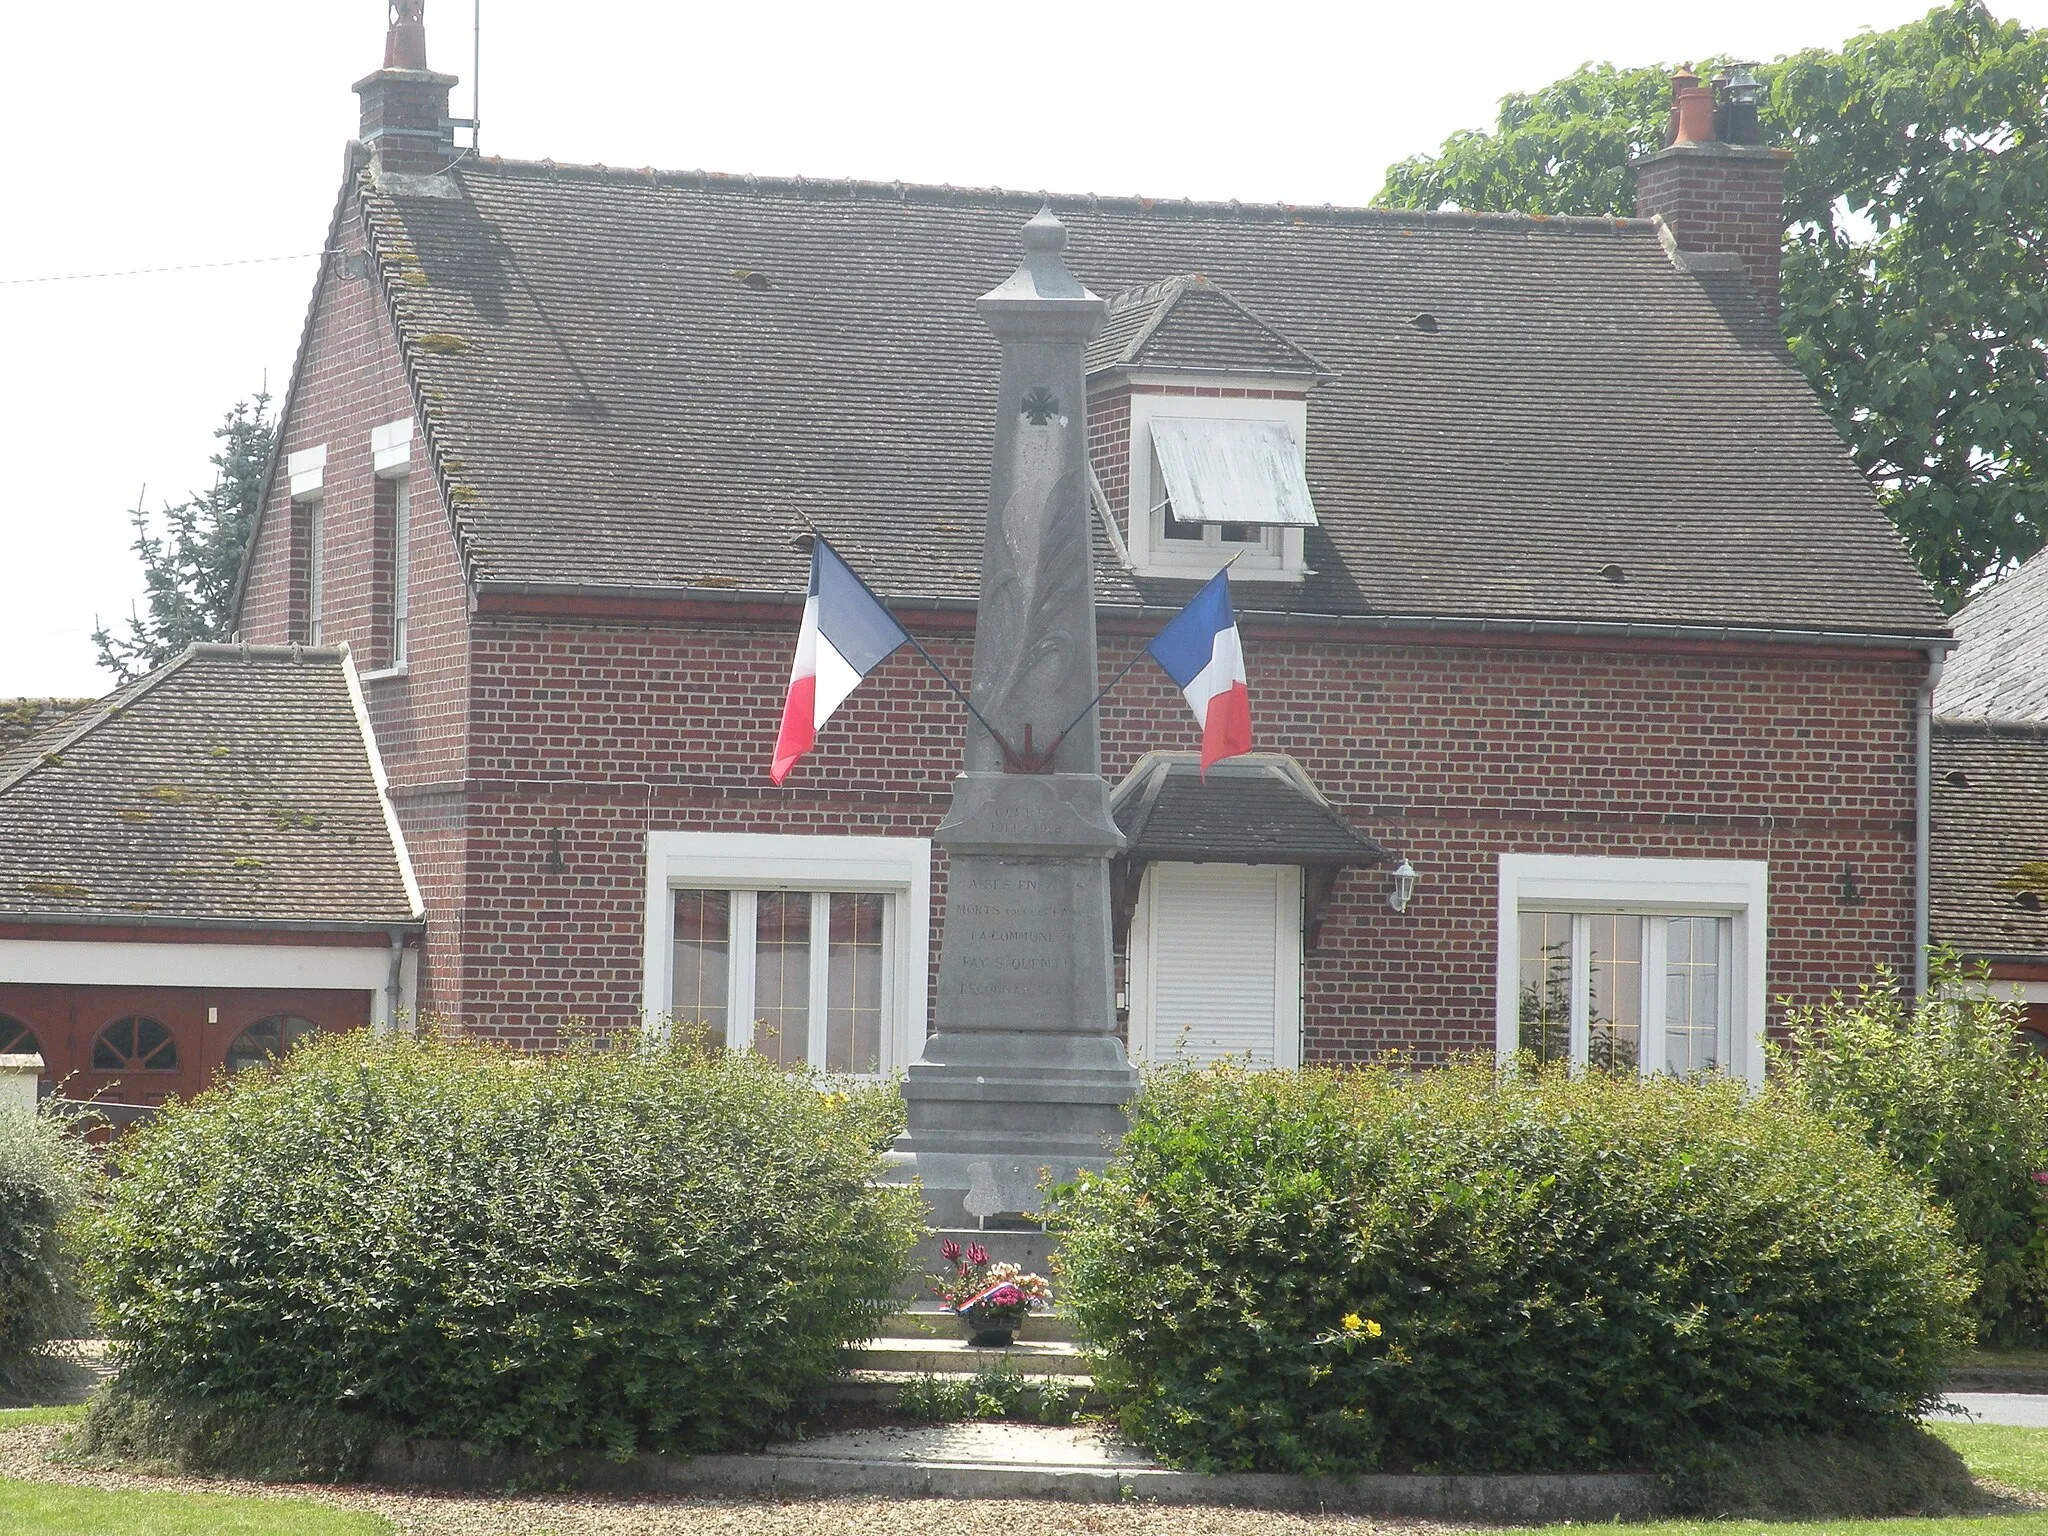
[1128,862,1302,1068]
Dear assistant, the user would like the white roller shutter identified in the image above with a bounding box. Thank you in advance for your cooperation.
[1130,863,1302,1068]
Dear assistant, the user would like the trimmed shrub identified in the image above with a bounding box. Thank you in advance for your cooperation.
[1778,949,2048,1343]
[80,1032,920,1459]
[0,1103,98,1397]
[1052,1060,1973,1475]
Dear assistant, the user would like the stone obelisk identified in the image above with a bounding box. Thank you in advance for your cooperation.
[883,208,1140,1226]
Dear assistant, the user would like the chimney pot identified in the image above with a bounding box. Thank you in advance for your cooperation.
[1674,84,1717,144]
[384,0,430,70]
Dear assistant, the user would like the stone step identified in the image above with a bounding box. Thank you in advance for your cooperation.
[822,1370,1102,1409]
[880,1307,1076,1343]
[846,1335,1093,1379]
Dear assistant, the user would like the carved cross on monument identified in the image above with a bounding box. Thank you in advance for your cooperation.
[882,209,1141,1226]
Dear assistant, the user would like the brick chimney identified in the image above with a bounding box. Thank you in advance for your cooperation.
[353,1,460,175]
[1632,66,1791,316]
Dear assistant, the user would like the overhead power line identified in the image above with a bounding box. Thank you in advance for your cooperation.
[0,251,339,287]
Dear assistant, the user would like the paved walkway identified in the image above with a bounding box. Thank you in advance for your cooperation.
[1933,1394,2048,1426]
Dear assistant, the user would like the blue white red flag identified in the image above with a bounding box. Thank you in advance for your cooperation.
[771,538,910,784]
[1145,570,1252,775]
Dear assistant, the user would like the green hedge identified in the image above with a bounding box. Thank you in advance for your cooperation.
[1052,1061,1973,1475]
[0,1104,97,1394]
[1778,950,2048,1344]
[81,1033,920,1458]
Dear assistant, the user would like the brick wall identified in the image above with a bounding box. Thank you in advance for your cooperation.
[454,613,1920,1059]
[238,180,473,1013]
[1634,143,1789,316]
[1087,385,1131,539]
[247,178,1915,1060]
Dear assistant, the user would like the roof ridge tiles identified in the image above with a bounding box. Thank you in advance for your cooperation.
[450,155,1651,236]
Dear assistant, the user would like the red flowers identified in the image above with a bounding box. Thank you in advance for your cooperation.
[967,1243,989,1266]
[940,1239,962,1262]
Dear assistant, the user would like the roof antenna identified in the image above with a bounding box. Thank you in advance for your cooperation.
[470,0,481,153]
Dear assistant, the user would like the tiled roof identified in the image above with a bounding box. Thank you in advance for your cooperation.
[1930,722,2048,960]
[0,645,419,929]
[357,159,1944,636]
[1084,274,1322,379]
[1111,752,1387,866]
[0,698,99,778]
[1934,553,2048,723]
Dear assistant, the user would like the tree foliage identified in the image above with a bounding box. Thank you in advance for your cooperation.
[1378,2,2048,609]
[93,393,274,684]
[1775,949,2048,1345]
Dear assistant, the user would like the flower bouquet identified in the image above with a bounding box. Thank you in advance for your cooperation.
[928,1239,1051,1346]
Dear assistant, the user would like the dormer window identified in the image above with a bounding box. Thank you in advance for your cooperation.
[1085,274,1323,584]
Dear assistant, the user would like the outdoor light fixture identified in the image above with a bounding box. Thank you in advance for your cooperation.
[1388,858,1419,913]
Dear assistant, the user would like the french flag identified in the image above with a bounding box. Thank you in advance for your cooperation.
[771,538,911,785]
[1146,570,1253,775]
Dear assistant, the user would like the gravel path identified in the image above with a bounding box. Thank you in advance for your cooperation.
[0,1424,1436,1535]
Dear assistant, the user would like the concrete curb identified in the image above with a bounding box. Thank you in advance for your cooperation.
[363,1438,1666,1517]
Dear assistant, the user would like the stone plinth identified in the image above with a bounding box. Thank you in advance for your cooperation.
[0,1054,43,1117]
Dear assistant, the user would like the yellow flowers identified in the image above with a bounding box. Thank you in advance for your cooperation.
[1341,1312,1383,1338]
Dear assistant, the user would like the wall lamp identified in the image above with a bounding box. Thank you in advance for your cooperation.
[1388,858,1419,913]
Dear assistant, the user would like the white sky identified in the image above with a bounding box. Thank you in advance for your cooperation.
[4,0,2042,698]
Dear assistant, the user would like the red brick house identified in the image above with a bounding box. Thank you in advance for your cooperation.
[226,16,1952,1085]
[1931,547,2048,1040]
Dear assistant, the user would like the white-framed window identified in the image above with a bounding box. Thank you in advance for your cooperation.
[1127,862,1302,1068]
[370,418,414,671]
[287,444,327,647]
[1494,854,1768,1085]
[1121,384,1313,582]
[388,476,410,665]
[305,498,325,645]
[640,832,931,1077]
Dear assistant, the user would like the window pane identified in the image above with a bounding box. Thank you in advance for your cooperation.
[671,890,730,1043]
[754,892,812,1068]
[1664,916,1723,1075]
[1517,912,1571,1063]
[1587,915,1643,1073]
[827,893,886,1074]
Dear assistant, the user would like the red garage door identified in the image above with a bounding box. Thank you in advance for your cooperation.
[0,986,370,1107]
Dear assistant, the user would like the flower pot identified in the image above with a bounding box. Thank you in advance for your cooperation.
[959,1302,1027,1347]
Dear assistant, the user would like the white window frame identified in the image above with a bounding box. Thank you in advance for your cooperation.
[304,497,324,645]
[288,445,327,647]
[369,418,414,673]
[1494,854,1769,1085]
[640,831,931,1077]
[1127,861,1303,1069]
[1124,380,1310,582]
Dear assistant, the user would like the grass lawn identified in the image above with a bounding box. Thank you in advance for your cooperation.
[1934,1423,2048,1496]
[0,1478,388,1534]
[0,1403,388,1533]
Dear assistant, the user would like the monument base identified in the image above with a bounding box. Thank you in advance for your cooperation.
[882,1027,1137,1225]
